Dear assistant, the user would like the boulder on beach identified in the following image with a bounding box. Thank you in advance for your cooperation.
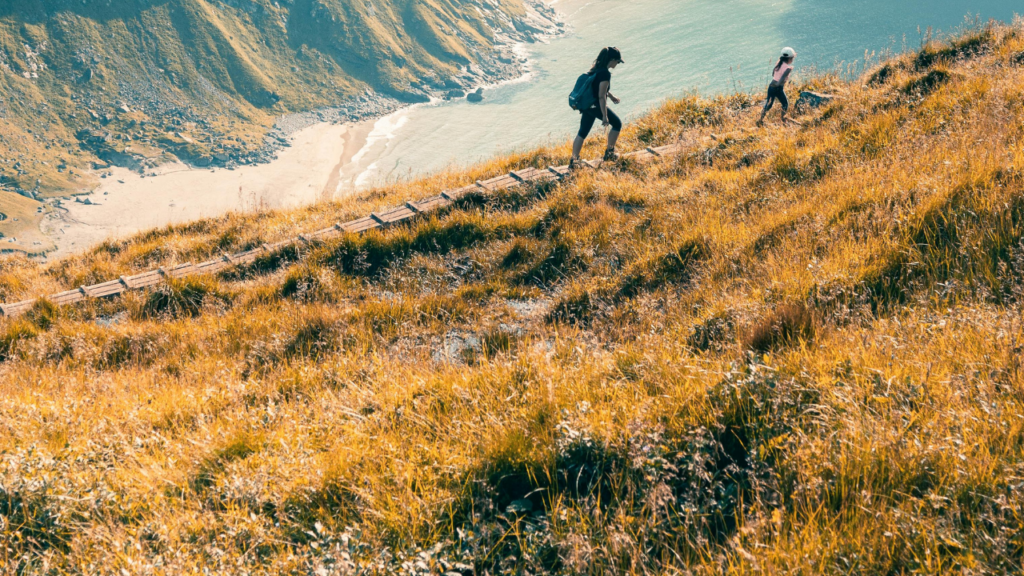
[467,88,484,103]
[445,89,466,100]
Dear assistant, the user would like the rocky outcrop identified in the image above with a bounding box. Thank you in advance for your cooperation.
[796,91,835,110]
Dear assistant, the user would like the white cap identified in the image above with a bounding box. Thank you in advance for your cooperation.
[781,47,796,58]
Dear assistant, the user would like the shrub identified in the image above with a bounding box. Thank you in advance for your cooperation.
[546,287,596,326]
[742,303,815,352]
[285,316,343,359]
[140,277,231,319]
[616,237,709,300]
[914,31,992,70]
[521,239,585,286]
[223,243,300,280]
[500,238,537,269]
[281,264,340,302]
[868,63,899,86]
[191,430,265,494]
[481,325,521,357]
[902,68,952,97]
[98,330,163,369]
[0,320,39,362]
[0,453,75,556]
[688,312,735,352]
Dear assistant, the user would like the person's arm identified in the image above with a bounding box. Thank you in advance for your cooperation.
[608,91,620,105]
[779,67,792,85]
[599,81,610,124]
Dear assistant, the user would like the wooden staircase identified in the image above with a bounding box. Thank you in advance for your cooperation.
[0,144,685,318]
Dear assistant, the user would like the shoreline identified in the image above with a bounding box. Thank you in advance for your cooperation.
[32,0,564,260]
[42,119,376,260]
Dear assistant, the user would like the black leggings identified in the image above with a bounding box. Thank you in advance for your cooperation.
[763,85,788,112]
[578,107,622,139]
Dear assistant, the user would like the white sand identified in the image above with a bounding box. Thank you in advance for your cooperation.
[44,118,376,259]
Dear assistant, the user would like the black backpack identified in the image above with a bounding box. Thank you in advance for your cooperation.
[568,72,597,111]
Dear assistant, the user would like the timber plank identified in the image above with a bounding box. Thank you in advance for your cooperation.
[195,259,227,274]
[652,144,682,156]
[416,196,452,211]
[165,263,198,278]
[88,280,127,298]
[445,184,480,199]
[479,175,518,190]
[231,248,263,264]
[90,284,126,298]
[510,169,535,182]
[125,271,163,289]
[51,290,84,306]
[262,239,294,252]
[345,216,379,233]
[0,300,35,317]
[381,206,416,223]
[309,225,340,239]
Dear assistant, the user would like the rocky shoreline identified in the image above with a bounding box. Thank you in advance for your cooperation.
[2,0,563,203]
[110,0,565,177]
[0,0,564,258]
[241,0,565,174]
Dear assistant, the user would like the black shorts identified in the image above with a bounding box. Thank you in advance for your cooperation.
[578,107,622,139]
[763,85,788,112]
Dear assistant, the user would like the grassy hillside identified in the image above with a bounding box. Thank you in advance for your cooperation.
[0,0,545,253]
[3,22,1024,574]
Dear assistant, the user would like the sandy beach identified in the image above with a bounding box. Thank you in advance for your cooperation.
[43,118,377,259]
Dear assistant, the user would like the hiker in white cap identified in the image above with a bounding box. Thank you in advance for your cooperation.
[758,47,798,126]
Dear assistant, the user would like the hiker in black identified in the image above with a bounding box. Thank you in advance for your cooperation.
[571,47,624,169]
[758,47,799,126]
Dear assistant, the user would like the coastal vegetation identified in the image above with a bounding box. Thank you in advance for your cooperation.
[3,21,1024,574]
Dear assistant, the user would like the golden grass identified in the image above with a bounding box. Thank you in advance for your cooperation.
[3,22,1024,574]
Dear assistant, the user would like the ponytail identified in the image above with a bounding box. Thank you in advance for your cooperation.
[773,57,786,74]
[590,46,623,73]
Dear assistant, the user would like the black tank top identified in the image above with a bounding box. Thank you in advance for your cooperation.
[591,68,611,103]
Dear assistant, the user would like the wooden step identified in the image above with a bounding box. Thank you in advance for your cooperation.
[85,279,128,298]
[0,300,36,317]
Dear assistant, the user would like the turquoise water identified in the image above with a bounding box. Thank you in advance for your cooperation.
[352,0,1020,184]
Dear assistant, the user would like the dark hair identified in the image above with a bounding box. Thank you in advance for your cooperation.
[773,55,793,74]
[590,47,623,73]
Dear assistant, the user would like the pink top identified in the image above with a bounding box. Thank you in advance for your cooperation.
[773,63,793,84]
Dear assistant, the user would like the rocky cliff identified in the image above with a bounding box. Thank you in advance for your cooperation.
[0,0,558,251]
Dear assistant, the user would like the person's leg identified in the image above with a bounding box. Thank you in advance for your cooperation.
[604,109,623,159]
[778,89,790,122]
[572,135,585,160]
[573,110,598,161]
[758,89,775,125]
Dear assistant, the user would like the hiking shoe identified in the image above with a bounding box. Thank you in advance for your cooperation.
[603,149,619,162]
[568,158,583,171]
